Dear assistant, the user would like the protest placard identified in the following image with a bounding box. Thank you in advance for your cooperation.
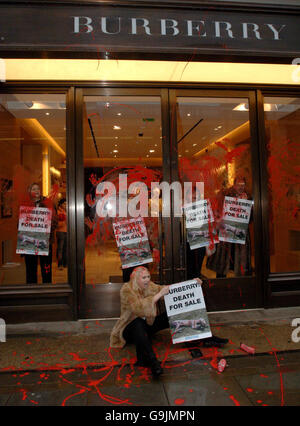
[16,206,52,256]
[219,197,254,244]
[164,279,212,344]
[184,199,218,249]
[113,217,153,269]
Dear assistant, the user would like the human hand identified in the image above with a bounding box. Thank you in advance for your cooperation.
[160,285,170,296]
[194,278,203,286]
[153,285,170,304]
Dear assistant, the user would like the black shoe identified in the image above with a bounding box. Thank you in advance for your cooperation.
[189,348,203,358]
[202,336,228,348]
[211,335,229,345]
[150,360,163,377]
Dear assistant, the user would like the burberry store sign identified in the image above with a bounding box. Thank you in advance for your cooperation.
[0,4,299,57]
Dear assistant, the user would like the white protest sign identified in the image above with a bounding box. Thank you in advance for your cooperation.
[16,206,52,256]
[113,217,153,269]
[219,197,253,244]
[184,200,218,249]
[164,280,212,344]
[18,206,52,233]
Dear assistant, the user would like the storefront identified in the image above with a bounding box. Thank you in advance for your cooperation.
[0,0,299,323]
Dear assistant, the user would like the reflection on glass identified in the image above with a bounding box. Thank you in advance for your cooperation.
[0,94,67,285]
[177,97,255,279]
[83,96,162,285]
[264,97,300,273]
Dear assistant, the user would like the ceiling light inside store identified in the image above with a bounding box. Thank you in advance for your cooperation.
[233,103,249,111]
[50,167,61,177]
[264,103,278,111]
[234,102,278,112]
[113,125,121,130]
[30,102,65,110]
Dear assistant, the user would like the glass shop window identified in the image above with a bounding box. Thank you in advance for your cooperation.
[264,97,300,273]
[177,97,255,279]
[0,94,68,286]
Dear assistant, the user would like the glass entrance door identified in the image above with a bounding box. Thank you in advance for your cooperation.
[170,90,262,311]
[76,89,172,318]
[76,88,263,318]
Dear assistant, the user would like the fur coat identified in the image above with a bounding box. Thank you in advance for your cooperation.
[110,279,165,348]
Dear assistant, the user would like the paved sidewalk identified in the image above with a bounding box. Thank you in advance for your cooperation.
[0,351,300,406]
[1,307,299,372]
[0,307,299,406]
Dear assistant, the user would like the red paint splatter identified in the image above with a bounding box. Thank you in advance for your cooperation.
[258,327,284,406]
[68,353,88,362]
[174,398,185,405]
[229,395,240,406]
[19,389,39,405]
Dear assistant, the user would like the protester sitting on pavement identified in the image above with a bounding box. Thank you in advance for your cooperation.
[110,266,228,377]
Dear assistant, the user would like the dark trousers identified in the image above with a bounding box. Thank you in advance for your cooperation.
[123,312,199,364]
[56,231,67,267]
[24,245,52,284]
[123,313,170,364]
[186,246,206,279]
